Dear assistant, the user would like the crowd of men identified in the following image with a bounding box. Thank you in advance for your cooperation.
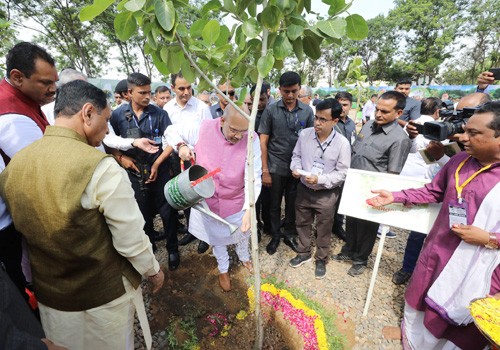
[0,41,499,350]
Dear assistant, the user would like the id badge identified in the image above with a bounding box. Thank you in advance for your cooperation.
[311,159,325,175]
[448,200,468,227]
[154,136,162,146]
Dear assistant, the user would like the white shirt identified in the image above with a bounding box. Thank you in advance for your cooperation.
[401,115,441,179]
[40,102,136,152]
[0,114,44,230]
[163,97,212,125]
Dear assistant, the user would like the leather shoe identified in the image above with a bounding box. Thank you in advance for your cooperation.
[283,237,299,253]
[266,238,280,255]
[218,272,231,292]
[197,241,209,254]
[178,233,196,246]
[168,251,180,270]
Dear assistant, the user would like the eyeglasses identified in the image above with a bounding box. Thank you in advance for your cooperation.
[229,126,248,136]
[314,115,333,124]
[222,90,235,97]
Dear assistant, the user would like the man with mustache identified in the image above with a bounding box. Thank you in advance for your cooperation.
[0,42,58,298]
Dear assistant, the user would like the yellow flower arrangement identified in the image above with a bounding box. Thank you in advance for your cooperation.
[248,283,329,350]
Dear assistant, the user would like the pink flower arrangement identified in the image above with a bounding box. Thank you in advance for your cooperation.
[248,283,329,350]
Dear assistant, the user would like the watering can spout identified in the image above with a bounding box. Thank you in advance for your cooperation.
[193,202,239,234]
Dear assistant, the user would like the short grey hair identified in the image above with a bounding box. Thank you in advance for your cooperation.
[300,86,312,97]
[58,68,87,87]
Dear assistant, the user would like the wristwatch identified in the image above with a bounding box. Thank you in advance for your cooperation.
[484,233,499,249]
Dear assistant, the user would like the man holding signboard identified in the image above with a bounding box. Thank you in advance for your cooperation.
[367,101,500,350]
[332,91,412,276]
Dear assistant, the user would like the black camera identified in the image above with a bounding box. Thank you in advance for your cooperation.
[421,101,480,141]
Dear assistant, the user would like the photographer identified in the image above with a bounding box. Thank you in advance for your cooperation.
[110,73,179,270]
[418,93,491,172]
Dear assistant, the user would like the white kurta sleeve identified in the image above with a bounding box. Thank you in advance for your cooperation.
[81,157,160,277]
[243,135,262,210]
[102,123,135,151]
[164,120,200,150]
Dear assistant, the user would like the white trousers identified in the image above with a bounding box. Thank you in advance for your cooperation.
[213,237,250,273]
[39,276,148,350]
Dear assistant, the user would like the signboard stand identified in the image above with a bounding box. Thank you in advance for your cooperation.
[363,224,389,316]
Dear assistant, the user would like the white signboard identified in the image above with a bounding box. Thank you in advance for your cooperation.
[338,169,442,234]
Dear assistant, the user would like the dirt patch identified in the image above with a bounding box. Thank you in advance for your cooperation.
[146,252,354,349]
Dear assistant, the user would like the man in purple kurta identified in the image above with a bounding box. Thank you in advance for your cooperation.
[367,101,500,349]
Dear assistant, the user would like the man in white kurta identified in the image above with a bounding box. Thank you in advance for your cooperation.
[165,105,261,291]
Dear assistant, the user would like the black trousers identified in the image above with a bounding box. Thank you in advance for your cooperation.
[256,186,270,232]
[269,173,298,239]
[0,224,26,298]
[332,185,345,234]
[129,166,178,252]
[341,216,379,265]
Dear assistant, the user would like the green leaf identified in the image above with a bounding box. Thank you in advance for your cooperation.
[152,52,170,75]
[248,1,257,17]
[273,59,284,70]
[292,38,304,62]
[242,18,260,39]
[327,0,352,16]
[154,0,175,32]
[273,34,292,60]
[223,0,237,13]
[289,15,308,27]
[166,48,183,74]
[114,11,137,41]
[190,19,208,38]
[215,26,231,46]
[236,87,248,107]
[124,0,146,12]
[202,20,221,45]
[230,48,250,70]
[160,46,169,62]
[345,14,368,40]
[257,53,275,77]
[304,0,311,12]
[147,32,158,50]
[79,0,114,22]
[181,60,196,83]
[235,25,246,50]
[286,24,304,41]
[276,0,295,14]
[302,35,321,60]
[261,5,283,32]
[202,0,222,12]
[177,23,188,37]
[316,18,346,39]
[352,57,362,67]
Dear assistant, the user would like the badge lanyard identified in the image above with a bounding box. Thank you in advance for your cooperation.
[315,132,336,159]
[454,156,492,203]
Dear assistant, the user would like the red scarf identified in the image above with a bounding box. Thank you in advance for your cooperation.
[0,78,49,164]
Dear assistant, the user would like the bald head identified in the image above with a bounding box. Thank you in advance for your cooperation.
[457,92,491,110]
[221,104,249,144]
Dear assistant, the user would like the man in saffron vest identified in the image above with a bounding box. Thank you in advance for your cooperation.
[165,104,262,291]
[0,42,57,299]
[0,80,164,350]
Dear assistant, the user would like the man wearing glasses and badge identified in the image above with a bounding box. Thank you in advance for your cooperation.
[289,98,351,279]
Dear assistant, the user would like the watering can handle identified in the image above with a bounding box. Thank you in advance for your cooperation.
[180,158,195,172]
[190,168,221,187]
